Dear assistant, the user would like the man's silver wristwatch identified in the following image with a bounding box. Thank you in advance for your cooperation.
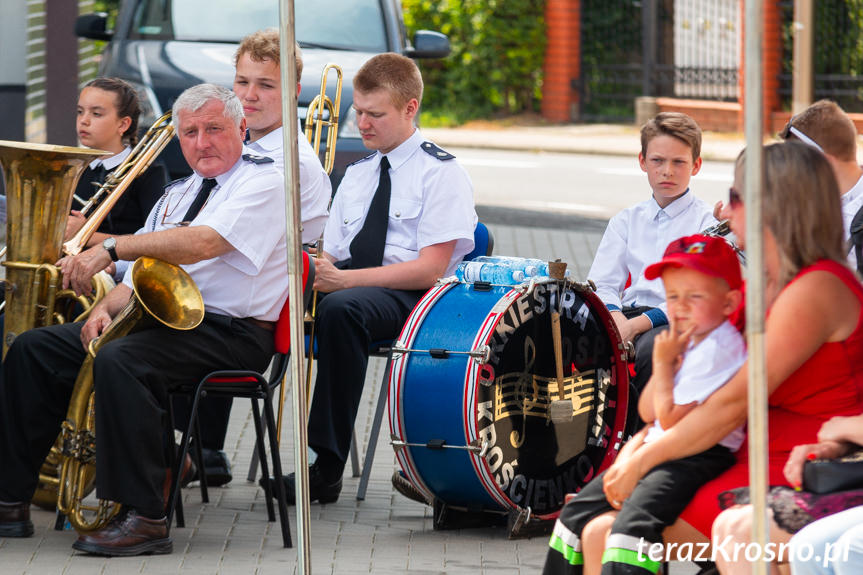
[102,237,119,262]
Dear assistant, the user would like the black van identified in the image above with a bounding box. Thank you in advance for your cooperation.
[76,0,450,186]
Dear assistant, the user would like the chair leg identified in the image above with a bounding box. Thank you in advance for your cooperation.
[349,433,360,477]
[247,445,260,482]
[261,387,292,548]
[251,397,276,522]
[164,404,184,529]
[356,351,392,500]
[193,410,209,504]
[168,387,205,529]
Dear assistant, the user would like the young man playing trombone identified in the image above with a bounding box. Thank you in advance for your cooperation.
[274,53,477,503]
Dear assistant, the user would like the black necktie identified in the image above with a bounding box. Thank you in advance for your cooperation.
[182,178,217,222]
[349,156,391,269]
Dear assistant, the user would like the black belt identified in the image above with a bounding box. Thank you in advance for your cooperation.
[244,317,275,332]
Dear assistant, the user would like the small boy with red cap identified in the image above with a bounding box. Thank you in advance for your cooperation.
[544,234,746,575]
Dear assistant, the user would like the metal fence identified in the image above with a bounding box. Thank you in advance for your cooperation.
[778,0,863,113]
[579,0,740,122]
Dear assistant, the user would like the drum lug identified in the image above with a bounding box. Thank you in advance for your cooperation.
[472,345,491,365]
[618,340,634,362]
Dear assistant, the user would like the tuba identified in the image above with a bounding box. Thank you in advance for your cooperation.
[56,256,204,532]
[0,141,110,357]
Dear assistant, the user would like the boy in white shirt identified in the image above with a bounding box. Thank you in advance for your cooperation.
[588,113,717,404]
[545,234,745,575]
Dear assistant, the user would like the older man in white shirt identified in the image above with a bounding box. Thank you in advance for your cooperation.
[0,84,287,557]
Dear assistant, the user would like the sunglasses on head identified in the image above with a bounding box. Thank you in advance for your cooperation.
[781,121,825,154]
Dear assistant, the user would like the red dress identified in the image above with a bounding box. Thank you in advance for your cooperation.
[678,260,863,535]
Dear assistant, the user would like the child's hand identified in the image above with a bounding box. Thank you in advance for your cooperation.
[652,323,695,370]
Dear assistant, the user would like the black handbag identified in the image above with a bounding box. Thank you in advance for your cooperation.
[802,449,863,494]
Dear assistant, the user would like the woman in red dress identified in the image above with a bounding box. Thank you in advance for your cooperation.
[592,141,863,573]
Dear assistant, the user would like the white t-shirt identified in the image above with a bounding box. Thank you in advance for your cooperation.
[644,320,747,451]
[245,126,331,244]
[324,129,477,276]
[124,149,288,321]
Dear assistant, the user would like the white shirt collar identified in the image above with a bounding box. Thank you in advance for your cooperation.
[191,153,245,189]
[649,189,694,220]
[248,127,283,154]
[89,145,132,171]
[377,128,423,171]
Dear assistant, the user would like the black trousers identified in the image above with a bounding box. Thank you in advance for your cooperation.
[306,286,423,474]
[0,313,272,515]
[171,392,232,451]
[543,445,735,575]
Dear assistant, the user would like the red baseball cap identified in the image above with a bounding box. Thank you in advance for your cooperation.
[644,234,743,289]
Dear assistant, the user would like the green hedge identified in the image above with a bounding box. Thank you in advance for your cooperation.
[404,0,547,124]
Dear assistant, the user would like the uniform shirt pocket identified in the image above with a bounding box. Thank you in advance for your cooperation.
[387,197,422,252]
[342,202,365,234]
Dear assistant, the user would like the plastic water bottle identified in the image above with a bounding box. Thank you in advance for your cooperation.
[524,261,573,279]
[455,260,526,284]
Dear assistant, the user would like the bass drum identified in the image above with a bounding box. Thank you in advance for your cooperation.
[389,276,629,521]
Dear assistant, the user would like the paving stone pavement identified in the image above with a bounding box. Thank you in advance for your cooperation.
[0,216,700,574]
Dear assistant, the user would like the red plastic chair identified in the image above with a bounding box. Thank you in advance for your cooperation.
[167,252,314,549]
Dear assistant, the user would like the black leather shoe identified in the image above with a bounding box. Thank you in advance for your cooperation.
[263,463,342,504]
[72,509,172,557]
[391,470,429,504]
[200,448,232,487]
[0,501,33,537]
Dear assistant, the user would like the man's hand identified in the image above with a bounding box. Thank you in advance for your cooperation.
[80,306,113,351]
[56,246,112,296]
[65,211,86,241]
[652,323,695,372]
[313,257,350,293]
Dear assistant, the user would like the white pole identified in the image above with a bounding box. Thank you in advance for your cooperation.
[743,1,768,574]
[278,0,312,571]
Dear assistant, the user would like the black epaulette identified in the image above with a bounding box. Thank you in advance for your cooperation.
[347,153,376,167]
[242,153,275,164]
[421,141,455,160]
[163,175,190,190]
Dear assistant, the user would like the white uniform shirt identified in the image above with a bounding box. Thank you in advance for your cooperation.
[588,191,716,324]
[644,320,747,451]
[841,174,863,268]
[324,129,477,276]
[122,149,288,321]
[245,126,331,244]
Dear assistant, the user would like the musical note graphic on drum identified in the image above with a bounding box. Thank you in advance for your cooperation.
[494,369,597,422]
[389,269,631,526]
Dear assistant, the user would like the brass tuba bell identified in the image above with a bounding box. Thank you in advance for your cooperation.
[0,140,110,357]
[56,256,205,532]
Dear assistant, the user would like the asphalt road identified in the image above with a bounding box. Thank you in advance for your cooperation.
[453,146,734,227]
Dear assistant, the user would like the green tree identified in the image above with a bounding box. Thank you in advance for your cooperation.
[404,0,547,123]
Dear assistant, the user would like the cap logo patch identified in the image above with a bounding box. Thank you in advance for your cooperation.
[685,242,706,254]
